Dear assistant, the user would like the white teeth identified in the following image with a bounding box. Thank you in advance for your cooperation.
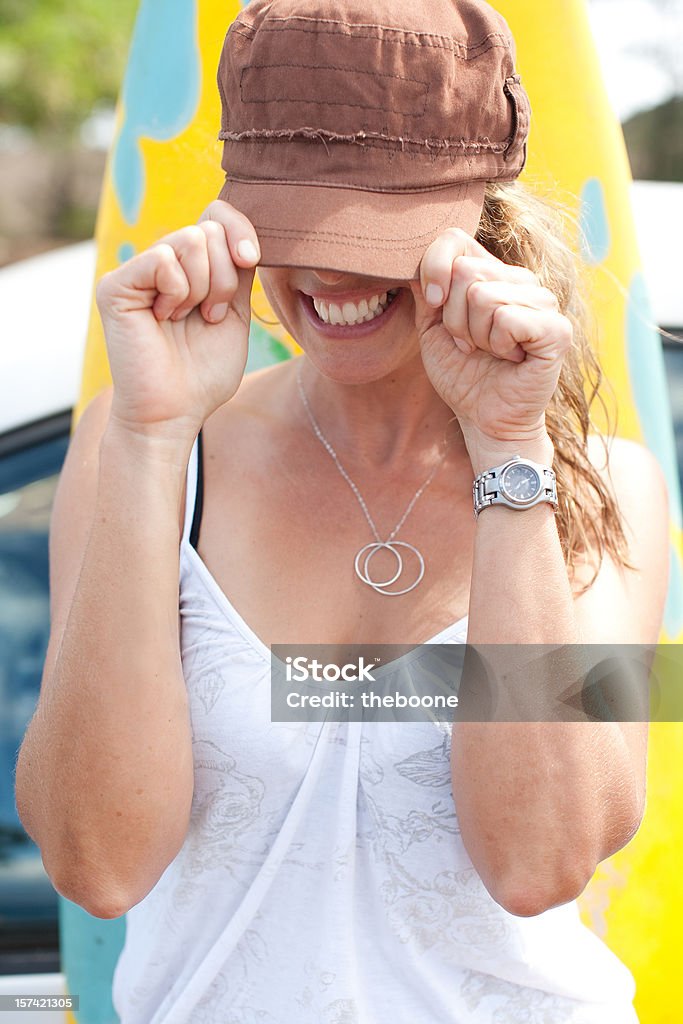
[329,302,344,325]
[312,290,398,326]
[342,301,360,324]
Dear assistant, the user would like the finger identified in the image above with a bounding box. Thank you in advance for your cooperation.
[149,245,191,322]
[488,305,573,364]
[198,199,261,270]
[442,259,541,349]
[96,244,190,321]
[151,226,211,322]
[466,281,560,358]
[197,219,240,324]
[419,227,505,308]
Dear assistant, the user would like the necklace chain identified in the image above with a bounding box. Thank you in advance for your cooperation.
[295,360,453,594]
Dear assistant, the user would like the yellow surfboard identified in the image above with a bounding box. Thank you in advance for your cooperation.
[65,2,683,1021]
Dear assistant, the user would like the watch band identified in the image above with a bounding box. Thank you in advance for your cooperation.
[472,455,558,520]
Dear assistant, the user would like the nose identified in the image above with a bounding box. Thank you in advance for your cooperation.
[310,270,346,286]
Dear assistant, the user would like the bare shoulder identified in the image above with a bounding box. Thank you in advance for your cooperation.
[585,432,670,538]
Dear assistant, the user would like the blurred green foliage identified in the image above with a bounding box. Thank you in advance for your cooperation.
[0,0,138,137]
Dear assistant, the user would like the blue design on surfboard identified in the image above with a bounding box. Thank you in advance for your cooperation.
[112,0,201,225]
[626,271,683,635]
[579,178,611,265]
[117,243,135,263]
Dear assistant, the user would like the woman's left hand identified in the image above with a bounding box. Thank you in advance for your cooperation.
[411,227,573,450]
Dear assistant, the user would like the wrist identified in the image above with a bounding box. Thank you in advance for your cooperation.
[102,416,197,475]
[464,430,555,477]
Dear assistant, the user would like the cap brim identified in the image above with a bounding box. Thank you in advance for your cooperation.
[217,178,486,281]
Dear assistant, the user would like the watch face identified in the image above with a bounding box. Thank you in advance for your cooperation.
[500,463,541,503]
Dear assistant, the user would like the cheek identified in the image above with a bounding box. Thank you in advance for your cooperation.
[257,271,295,321]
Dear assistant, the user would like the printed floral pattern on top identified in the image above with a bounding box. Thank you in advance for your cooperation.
[109,531,637,1024]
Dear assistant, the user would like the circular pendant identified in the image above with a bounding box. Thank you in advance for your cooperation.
[354,540,426,596]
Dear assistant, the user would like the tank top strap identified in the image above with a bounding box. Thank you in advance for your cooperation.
[182,428,204,550]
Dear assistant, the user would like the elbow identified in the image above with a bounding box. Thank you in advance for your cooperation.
[488,861,597,919]
[48,861,134,919]
[481,847,602,921]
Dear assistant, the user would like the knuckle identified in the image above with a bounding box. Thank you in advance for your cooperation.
[445,226,469,243]
[492,303,515,328]
[199,200,225,220]
[466,279,489,304]
[180,224,207,250]
[200,219,224,240]
[450,255,478,280]
[154,242,177,266]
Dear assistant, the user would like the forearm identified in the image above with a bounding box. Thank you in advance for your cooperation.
[16,423,195,913]
[451,433,637,915]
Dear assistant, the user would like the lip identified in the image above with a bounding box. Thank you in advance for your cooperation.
[298,288,405,338]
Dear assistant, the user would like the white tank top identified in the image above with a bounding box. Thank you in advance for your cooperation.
[111,432,639,1023]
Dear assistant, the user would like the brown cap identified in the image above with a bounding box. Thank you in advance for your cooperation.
[217,0,531,280]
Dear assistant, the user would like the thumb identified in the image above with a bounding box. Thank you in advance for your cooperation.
[230,264,257,328]
[410,280,441,338]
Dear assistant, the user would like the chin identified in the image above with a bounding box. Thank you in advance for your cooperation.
[294,291,419,375]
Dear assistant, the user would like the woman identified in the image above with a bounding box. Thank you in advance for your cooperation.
[16,0,669,1021]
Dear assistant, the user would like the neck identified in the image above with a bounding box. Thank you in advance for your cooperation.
[295,353,464,470]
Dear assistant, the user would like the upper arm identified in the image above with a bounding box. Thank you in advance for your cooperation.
[571,434,670,646]
[570,435,670,831]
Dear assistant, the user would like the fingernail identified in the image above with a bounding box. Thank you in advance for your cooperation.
[237,239,259,264]
[208,303,228,322]
[425,283,444,307]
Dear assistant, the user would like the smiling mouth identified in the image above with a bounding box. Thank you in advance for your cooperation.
[307,289,401,327]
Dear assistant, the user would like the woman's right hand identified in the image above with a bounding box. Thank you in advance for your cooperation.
[95,200,260,442]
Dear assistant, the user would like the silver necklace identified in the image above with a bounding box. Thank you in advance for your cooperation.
[296,360,452,596]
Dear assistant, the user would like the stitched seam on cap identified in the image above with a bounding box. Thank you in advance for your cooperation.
[219,128,509,153]
[239,65,429,118]
[224,174,479,194]
[261,16,509,50]
[257,21,512,57]
[248,217,467,248]
[243,63,428,87]
[237,99,429,117]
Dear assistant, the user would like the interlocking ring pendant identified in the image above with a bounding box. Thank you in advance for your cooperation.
[354,541,426,596]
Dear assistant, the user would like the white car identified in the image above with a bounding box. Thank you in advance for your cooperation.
[0,184,681,1018]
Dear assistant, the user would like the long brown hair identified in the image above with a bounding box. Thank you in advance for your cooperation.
[475,178,636,593]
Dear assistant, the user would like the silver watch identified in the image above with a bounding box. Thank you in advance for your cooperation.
[472,455,558,519]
